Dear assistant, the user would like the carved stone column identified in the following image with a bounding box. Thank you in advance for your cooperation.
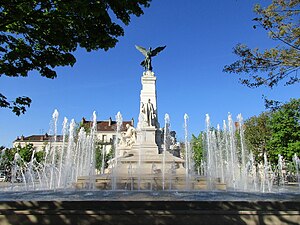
[135,70,161,153]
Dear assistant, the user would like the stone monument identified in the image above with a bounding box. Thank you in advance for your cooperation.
[92,45,187,189]
[77,46,215,190]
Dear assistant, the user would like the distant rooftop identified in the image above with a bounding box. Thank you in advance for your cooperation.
[14,118,135,142]
[14,133,63,142]
[80,117,134,132]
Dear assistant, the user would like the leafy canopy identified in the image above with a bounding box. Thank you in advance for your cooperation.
[0,0,151,115]
[267,98,300,163]
[224,0,300,88]
[244,98,300,164]
[244,112,272,163]
[0,144,45,175]
[191,133,204,169]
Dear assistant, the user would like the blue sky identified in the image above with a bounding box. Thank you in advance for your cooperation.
[1,0,299,147]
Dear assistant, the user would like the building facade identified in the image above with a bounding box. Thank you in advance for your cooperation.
[13,117,134,153]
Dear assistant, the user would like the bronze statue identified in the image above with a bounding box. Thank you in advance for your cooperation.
[135,45,166,71]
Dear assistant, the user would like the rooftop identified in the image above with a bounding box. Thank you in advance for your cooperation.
[14,118,135,143]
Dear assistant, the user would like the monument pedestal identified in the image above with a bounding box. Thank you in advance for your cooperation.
[137,70,160,129]
[135,126,158,154]
[139,71,157,110]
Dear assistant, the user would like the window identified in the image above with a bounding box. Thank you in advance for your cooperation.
[102,135,107,142]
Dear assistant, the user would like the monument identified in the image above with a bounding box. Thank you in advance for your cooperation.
[72,44,234,191]
[74,45,228,190]
[76,45,197,190]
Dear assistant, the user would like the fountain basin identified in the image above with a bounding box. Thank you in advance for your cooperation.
[0,190,299,225]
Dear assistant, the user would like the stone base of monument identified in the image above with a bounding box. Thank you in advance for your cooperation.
[0,193,299,225]
[76,139,227,191]
[84,135,223,191]
[75,174,226,191]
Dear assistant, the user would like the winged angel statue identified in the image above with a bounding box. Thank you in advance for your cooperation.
[135,45,166,71]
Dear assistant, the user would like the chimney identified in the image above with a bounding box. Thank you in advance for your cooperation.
[108,117,112,126]
[131,118,134,126]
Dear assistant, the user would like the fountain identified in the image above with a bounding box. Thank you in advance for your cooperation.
[74,70,196,191]
[0,48,299,225]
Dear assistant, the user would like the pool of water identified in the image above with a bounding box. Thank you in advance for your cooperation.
[0,189,299,201]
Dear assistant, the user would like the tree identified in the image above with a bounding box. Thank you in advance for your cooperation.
[244,112,272,163]
[95,143,113,172]
[0,0,151,115]
[224,0,300,88]
[0,146,15,169]
[244,98,300,164]
[267,98,300,163]
[191,133,204,170]
[0,144,45,181]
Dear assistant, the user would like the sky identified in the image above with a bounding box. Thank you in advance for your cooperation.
[0,0,299,147]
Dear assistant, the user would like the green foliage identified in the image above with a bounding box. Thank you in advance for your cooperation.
[224,0,300,88]
[191,132,204,168]
[0,94,31,116]
[95,142,113,171]
[244,98,300,164]
[244,112,272,163]
[263,96,283,111]
[78,121,91,134]
[0,144,45,173]
[33,149,45,163]
[267,98,300,163]
[0,147,17,171]
[0,0,151,115]
[17,144,35,162]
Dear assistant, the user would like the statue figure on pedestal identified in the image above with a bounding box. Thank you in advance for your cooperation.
[135,45,166,71]
[120,124,136,147]
[141,99,156,127]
